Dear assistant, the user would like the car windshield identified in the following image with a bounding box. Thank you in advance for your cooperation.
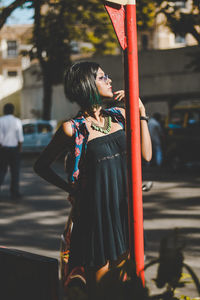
[23,124,35,134]
[168,110,184,128]
[168,109,200,128]
[37,123,52,133]
[187,111,200,126]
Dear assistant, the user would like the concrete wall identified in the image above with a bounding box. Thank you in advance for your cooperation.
[21,46,200,120]
[138,46,200,99]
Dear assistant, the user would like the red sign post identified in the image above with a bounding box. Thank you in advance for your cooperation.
[105,0,144,283]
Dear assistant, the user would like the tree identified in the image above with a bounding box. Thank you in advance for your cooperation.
[0,0,158,119]
[136,0,156,30]
[155,0,200,45]
[0,0,27,29]
[31,0,120,119]
[154,0,200,71]
[32,0,159,119]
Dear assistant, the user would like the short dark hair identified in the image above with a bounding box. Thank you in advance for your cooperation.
[64,61,102,110]
[153,112,161,122]
[4,103,14,115]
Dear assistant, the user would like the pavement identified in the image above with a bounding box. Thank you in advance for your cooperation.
[142,166,200,298]
[0,155,199,299]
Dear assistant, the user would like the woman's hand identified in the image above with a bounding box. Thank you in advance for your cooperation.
[113,93,146,116]
[139,98,146,116]
[114,90,125,101]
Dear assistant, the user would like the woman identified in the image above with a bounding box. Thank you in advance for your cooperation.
[34,61,152,291]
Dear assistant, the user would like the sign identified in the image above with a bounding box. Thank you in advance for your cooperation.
[104,3,127,50]
[106,0,128,4]
[106,0,136,4]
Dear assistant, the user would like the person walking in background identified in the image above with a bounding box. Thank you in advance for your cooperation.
[0,103,24,199]
[148,112,164,167]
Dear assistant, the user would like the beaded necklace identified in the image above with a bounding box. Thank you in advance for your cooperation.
[89,116,112,134]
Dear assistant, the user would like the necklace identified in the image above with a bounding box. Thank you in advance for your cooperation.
[90,116,112,134]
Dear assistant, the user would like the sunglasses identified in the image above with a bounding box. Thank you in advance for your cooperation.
[98,74,109,82]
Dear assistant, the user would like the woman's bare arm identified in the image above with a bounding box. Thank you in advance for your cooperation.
[34,123,74,193]
[113,90,152,161]
[139,99,152,162]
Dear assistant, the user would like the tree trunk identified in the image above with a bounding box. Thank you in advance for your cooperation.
[42,72,52,120]
[33,0,52,120]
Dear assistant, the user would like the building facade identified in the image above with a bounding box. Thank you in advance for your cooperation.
[20,46,200,122]
[0,25,32,116]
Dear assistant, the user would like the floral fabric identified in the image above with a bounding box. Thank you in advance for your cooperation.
[69,107,125,184]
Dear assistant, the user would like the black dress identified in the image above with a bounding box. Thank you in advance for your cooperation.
[69,129,129,269]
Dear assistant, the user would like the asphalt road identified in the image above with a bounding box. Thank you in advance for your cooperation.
[0,155,199,298]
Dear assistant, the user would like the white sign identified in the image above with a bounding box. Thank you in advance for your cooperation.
[106,0,136,4]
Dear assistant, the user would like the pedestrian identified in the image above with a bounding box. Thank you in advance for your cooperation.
[34,61,152,296]
[148,112,164,167]
[0,103,24,199]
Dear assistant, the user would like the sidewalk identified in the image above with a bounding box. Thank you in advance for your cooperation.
[143,167,200,298]
[0,155,199,298]
[0,154,70,261]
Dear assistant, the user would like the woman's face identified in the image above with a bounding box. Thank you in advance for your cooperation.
[95,68,113,99]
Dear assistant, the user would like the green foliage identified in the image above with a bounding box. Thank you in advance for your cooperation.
[76,0,118,55]
[136,0,156,30]
[154,0,200,44]
[37,0,118,60]
[0,0,160,119]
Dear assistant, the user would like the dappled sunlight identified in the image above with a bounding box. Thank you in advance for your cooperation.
[1,156,200,290]
[0,156,70,261]
[0,208,71,225]
[143,172,200,283]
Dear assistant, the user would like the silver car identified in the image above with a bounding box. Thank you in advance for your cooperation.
[22,119,57,152]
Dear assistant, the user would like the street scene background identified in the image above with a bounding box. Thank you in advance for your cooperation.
[0,154,199,297]
[0,0,200,298]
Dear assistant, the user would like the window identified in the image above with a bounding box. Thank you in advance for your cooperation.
[187,111,200,127]
[175,1,186,8]
[7,40,18,57]
[70,41,80,54]
[168,111,184,128]
[7,71,18,77]
[175,34,186,44]
[23,124,35,135]
[37,124,52,134]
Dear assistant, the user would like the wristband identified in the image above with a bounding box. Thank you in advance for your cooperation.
[140,116,149,122]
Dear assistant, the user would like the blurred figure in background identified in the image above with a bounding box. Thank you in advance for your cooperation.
[148,112,164,167]
[0,103,24,199]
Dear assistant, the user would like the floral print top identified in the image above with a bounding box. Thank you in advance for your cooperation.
[68,107,125,185]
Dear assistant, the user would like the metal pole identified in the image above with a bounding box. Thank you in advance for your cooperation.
[124,0,145,283]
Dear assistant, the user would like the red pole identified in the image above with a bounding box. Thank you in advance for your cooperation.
[124,0,145,283]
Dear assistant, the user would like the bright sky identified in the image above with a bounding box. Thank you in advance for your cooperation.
[0,0,34,25]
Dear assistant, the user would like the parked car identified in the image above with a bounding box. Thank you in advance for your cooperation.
[165,102,200,169]
[22,119,57,152]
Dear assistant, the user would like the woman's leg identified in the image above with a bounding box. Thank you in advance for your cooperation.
[109,251,130,269]
[86,253,129,298]
[86,262,109,299]
[95,262,109,282]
